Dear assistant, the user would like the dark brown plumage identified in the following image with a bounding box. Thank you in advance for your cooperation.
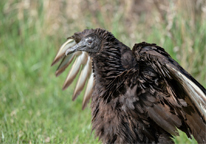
[51,28,206,144]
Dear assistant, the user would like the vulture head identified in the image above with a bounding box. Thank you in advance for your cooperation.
[52,29,115,59]
[65,33,101,56]
[51,29,117,109]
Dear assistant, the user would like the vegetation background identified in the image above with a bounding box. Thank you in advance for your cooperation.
[0,0,206,143]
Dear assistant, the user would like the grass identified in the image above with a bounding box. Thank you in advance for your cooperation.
[0,0,205,143]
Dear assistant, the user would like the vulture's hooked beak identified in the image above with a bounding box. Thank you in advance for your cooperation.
[51,38,94,109]
[65,40,86,56]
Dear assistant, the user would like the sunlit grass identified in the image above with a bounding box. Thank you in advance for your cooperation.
[0,0,205,143]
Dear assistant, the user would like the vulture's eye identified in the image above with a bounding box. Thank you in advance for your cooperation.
[87,39,93,44]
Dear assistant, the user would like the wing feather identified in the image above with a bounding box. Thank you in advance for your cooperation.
[72,54,91,100]
[62,52,88,90]
[82,72,95,110]
[52,39,94,108]
[168,65,206,121]
[56,51,81,77]
[132,42,206,143]
[51,39,76,66]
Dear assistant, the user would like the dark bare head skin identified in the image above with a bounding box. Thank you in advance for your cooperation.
[66,33,102,55]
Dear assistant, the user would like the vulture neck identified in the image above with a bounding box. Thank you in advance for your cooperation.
[92,39,136,87]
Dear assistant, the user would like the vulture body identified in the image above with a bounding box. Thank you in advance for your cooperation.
[51,28,206,144]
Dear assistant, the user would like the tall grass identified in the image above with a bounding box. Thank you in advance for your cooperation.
[0,0,205,143]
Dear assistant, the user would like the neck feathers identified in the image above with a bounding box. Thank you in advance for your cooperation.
[92,36,136,87]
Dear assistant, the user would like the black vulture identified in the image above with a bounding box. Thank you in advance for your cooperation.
[51,28,206,144]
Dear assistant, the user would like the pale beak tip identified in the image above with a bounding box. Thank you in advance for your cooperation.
[65,50,69,56]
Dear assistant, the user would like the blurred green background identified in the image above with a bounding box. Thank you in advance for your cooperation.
[0,0,206,143]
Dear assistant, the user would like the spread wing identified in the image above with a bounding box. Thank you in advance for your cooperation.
[130,42,206,143]
[51,38,94,109]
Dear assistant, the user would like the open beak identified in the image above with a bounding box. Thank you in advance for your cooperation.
[51,38,94,109]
